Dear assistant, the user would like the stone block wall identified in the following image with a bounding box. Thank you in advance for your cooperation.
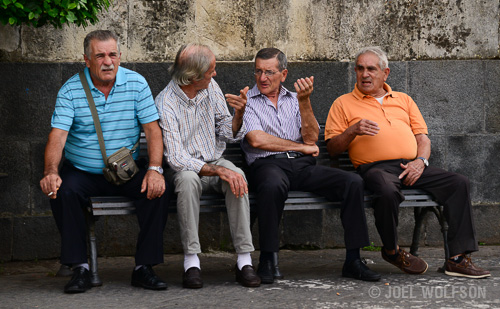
[1,0,500,261]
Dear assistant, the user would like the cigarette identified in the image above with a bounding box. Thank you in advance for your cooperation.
[48,187,59,196]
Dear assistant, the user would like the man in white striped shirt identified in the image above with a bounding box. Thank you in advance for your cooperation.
[241,48,380,283]
[155,44,260,288]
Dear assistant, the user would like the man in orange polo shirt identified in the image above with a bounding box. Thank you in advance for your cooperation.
[325,46,490,279]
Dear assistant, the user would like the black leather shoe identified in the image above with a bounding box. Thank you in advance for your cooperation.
[131,265,167,290]
[342,259,381,282]
[64,267,92,293]
[235,265,261,287]
[257,259,274,284]
[182,267,203,289]
[272,252,284,279]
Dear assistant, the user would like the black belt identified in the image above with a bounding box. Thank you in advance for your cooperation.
[264,152,304,159]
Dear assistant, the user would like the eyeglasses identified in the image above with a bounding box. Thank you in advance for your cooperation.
[254,70,279,77]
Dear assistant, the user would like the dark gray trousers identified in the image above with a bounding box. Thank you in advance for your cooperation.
[358,159,478,256]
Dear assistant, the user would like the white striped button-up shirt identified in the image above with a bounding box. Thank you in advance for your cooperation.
[155,79,245,173]
[241,84,318,165]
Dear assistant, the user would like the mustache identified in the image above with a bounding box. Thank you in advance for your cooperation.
[101,64,114,70]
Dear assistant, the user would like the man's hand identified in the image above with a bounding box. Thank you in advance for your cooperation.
[141,170,166,200]
[301,143,320,157]
[399,160,425,186]
[40,173,62,199]
[350,119,380,136]
[225,86,249,116]
[294,76,314,101]
[217,166,248,198]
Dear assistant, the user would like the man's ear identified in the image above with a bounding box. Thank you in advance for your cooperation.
[281,69,288,82]
[84,54,90,68]
[383,67,390,81]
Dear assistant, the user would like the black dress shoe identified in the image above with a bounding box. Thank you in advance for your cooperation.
[272,252,284,279]
[131,265,167,290]
[235,265,261,287]
[257,259,274,284]
[183,267,203,289]
[342,259,381,282]
[64,267,92,293]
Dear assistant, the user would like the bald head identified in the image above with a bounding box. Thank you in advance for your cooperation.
[169,43,214,86]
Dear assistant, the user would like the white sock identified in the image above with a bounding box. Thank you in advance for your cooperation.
[237,253,252,270]
[184,254,200,272]
[72,263,89,271]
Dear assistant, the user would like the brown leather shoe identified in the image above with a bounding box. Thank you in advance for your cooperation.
[445,255,491,279]
[382,248,428,275]
[182,267,203,289]
[235,265,261,287]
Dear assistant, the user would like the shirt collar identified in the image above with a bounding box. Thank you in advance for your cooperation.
[170,79,209,105]
[352,82,398,100]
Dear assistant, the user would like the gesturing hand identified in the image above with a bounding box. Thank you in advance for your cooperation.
[294,76,314,101]
[225,86,249,116]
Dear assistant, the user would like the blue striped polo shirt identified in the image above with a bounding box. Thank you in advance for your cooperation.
[241,84,319,165]
[51,66,159,174]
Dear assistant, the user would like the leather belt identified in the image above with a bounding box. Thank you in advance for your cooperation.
[265,152,304,159]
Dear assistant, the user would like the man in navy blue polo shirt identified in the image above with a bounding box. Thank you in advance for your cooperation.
[40,30,170,293]
[241,48,380,283]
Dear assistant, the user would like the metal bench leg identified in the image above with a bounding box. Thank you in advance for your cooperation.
[87,214,103,286]
[410,207,429,257]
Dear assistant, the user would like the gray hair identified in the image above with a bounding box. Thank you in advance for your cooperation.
[255,48,287,71]
[169,43,214,86]
[355,46,389,70]
[84,30,120,59]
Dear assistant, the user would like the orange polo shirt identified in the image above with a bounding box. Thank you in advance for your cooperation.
[325,83,428,168]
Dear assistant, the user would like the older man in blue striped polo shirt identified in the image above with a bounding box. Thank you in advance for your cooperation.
[40,30,170,293]
[155,43,260,288]
[241,48,380,283]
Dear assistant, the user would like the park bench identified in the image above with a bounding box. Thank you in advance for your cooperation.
[85,127,449,286]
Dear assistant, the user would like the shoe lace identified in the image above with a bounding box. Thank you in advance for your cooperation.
[399,250,411,267]
[462,254,472,267]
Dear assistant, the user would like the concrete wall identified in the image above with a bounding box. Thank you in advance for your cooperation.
[1,0,500,261]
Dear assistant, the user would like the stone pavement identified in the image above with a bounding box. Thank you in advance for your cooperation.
[1,246,499,308]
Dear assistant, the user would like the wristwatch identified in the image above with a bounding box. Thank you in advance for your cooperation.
[417,157,429,167]
[148,166,164,175]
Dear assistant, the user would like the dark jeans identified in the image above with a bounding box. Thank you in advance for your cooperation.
[358,159,478,256]
[50,161,170,266]
[250,155,369,252]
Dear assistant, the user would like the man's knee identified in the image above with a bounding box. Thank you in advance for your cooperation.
[174,171,202,192]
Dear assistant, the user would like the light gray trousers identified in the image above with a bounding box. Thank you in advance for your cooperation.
[169,158,254,254]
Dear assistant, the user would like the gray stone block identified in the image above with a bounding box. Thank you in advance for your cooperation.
[484,60,500,133]
[0,218,13,261]
[96,216,138,257]
[282,210,324,248]
[0,141,30,215]
[61,63,85,85]
[408,60,484,135]
[286,62,349,123]
[12,216,60,260]
[447,135,500,203]
[322,208,348,248]
[427,135,447,170]
[134,62,172,98]
[31,141,52,214]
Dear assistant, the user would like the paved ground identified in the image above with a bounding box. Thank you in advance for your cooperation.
[1,246,499,308]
